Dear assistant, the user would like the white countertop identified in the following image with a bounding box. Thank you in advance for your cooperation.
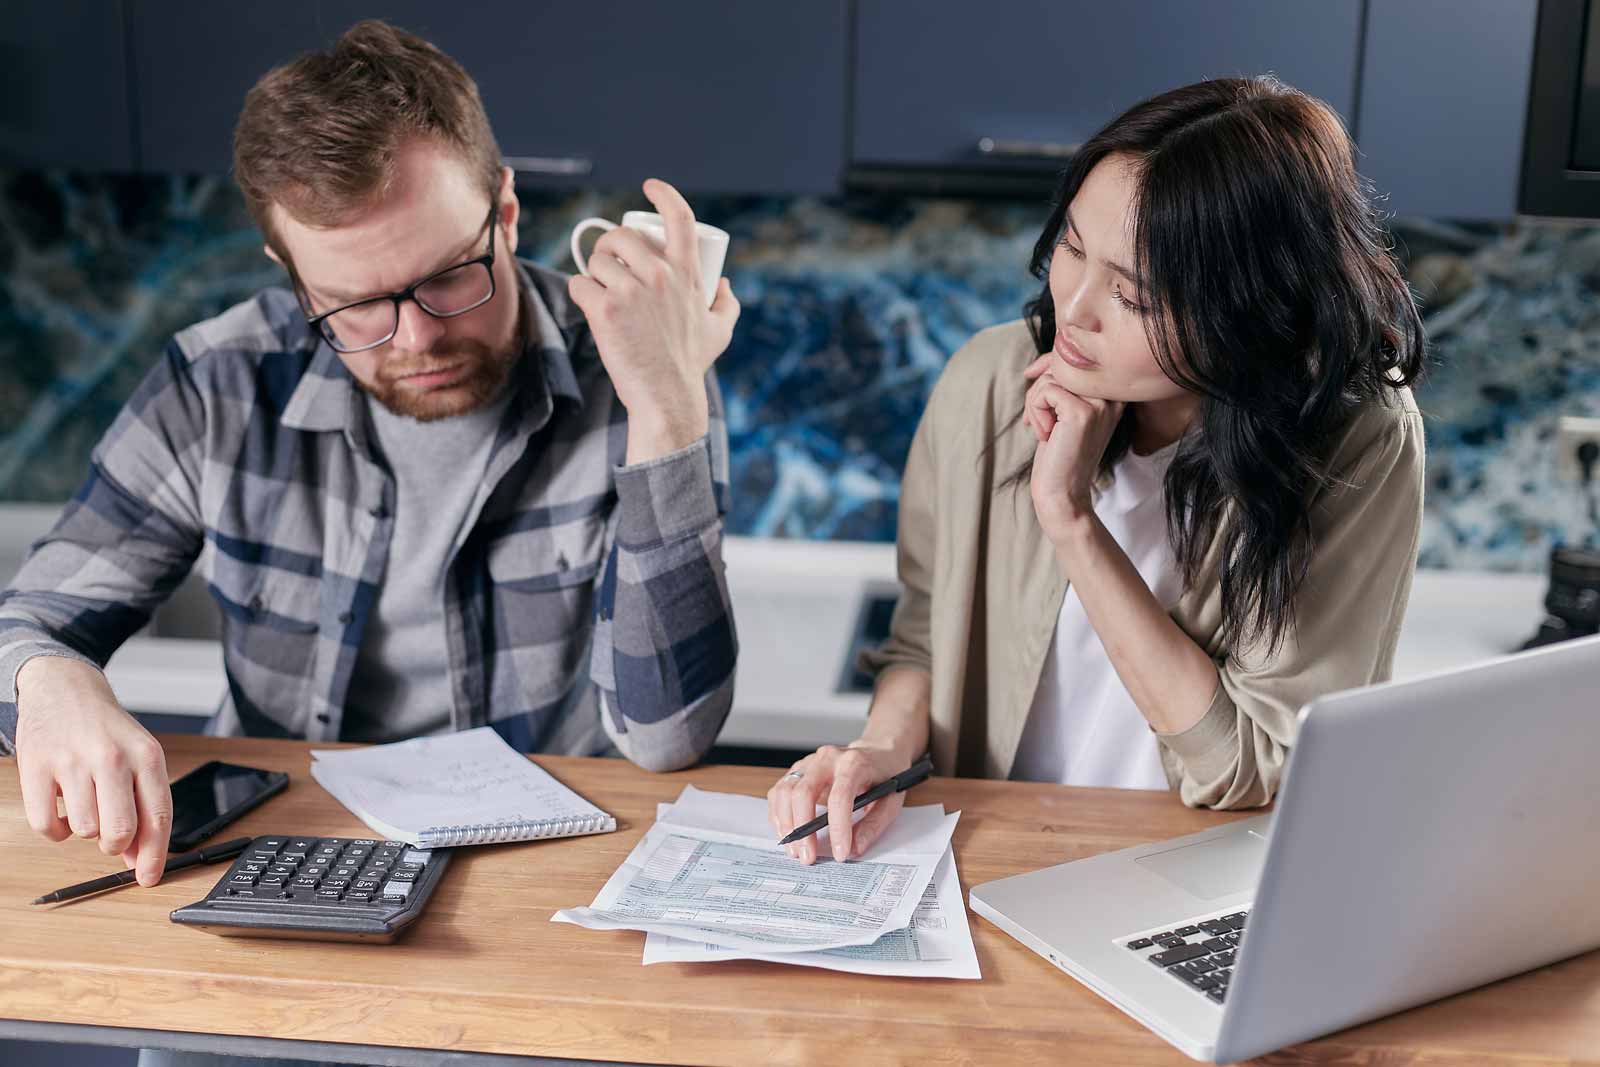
[98,537,1553,751]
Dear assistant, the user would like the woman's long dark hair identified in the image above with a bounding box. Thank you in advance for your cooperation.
[1014,76,1424,657]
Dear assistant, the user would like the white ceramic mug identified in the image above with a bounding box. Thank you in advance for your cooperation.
[569,210,730,309]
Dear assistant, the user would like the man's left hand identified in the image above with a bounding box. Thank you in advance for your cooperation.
[567,178,740,463]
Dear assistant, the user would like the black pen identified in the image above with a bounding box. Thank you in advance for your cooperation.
[778,754,936,847]
[29,836,254,905]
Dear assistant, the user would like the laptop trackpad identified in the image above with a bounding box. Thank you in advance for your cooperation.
[1134,828,1267,900]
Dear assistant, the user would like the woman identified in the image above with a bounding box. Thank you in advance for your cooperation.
[768,76,1426,864]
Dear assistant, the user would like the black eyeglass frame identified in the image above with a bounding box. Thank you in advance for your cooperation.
[299,203,500,354]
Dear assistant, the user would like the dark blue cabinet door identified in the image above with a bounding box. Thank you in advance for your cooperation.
[1,1,134,171]
[128,0,326,174]
[130,1,847,195]
[1355,0,1538,221]
[853,0,1363,170]
[318,1,847,195]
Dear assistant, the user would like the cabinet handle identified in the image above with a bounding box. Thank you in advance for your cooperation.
[504,155,594,176]
[977,137,1081,159]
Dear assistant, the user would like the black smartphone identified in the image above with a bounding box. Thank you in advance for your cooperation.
[168,761,289,851]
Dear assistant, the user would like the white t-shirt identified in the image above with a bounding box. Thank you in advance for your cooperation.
[1010,440,1184,789]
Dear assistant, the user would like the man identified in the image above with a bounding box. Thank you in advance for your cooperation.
[0,20,740,891]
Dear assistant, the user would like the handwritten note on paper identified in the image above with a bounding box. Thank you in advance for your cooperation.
[310,727,612,845]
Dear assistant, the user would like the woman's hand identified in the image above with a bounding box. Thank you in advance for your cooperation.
[766,740,910,865]
[1023,355,1124,545]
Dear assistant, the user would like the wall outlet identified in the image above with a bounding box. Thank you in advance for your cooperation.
[1557,415,1600,482]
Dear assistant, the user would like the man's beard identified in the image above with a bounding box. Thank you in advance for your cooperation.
[363,337,518,422]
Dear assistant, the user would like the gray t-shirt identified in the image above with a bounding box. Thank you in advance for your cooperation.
[340,390,511,743]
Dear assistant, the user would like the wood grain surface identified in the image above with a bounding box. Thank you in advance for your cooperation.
[1,735,1595,1065]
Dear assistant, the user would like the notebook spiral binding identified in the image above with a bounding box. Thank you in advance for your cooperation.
[418,813,617,849]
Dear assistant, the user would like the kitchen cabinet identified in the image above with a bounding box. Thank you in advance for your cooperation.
[7,1,1553,217]
[1,1,135,171]
[850,0,1364,178]
[126,0,847,194]
[1355,0,1538,220]
[320,1,847,194]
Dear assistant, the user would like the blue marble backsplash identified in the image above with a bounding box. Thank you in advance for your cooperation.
[2,171,1598,571]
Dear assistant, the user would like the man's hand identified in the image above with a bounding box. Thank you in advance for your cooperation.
[14,656,172,886]
[567,178,740,464]
[1023,355,1125,547]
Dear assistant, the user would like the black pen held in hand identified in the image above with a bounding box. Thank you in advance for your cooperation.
[30,836,254,905]
[777,754,936,847]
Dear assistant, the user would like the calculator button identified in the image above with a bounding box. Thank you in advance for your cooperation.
[381,841,405,849]
[239,862,267,874]
[229,873,259,886]
[256,836,287,849]
[267,864,297,878]
[287,838,317,851]
[344,847,370,859]
[258,875,287,888]
[344,891,375,904]
[401,850,433,866]
[353,878,382,892]
[228,886,264,897]
[350,839,377,846]
[388,869,419,883]
[381,881,413,899]
[316,846,341,858]
[322,879,351,890]
[316,889,343,901]
[291,877,321,891]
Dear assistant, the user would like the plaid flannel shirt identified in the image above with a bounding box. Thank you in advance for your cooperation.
[0,262,737,771]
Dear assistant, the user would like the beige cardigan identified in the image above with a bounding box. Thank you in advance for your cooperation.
[860,320,1425,809]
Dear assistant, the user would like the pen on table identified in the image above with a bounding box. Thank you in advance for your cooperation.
[778,753,936,847]
[29,836,254,906]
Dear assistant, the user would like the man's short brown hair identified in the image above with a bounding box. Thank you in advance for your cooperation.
[233,19,502,260]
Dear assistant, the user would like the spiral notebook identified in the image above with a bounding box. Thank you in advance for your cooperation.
[309,726,616,848]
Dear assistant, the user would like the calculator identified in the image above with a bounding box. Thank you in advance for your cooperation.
[170,835,452,943]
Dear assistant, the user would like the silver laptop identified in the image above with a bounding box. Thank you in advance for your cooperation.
[969,633,1600,1063]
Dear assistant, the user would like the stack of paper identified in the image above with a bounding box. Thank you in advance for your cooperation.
[553,785,979,978]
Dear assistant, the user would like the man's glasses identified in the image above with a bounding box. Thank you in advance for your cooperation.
[301,204,499,354]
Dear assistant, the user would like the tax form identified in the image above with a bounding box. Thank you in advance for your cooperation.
[643,848,980,977]
[552,786,958,955]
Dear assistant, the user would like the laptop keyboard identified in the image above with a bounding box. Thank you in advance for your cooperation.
[1120,909,1249,1005]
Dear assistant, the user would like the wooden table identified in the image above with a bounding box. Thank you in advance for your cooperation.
[2,735,1597,1066]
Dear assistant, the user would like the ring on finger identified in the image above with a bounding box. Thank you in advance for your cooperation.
[782,770,804,781]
